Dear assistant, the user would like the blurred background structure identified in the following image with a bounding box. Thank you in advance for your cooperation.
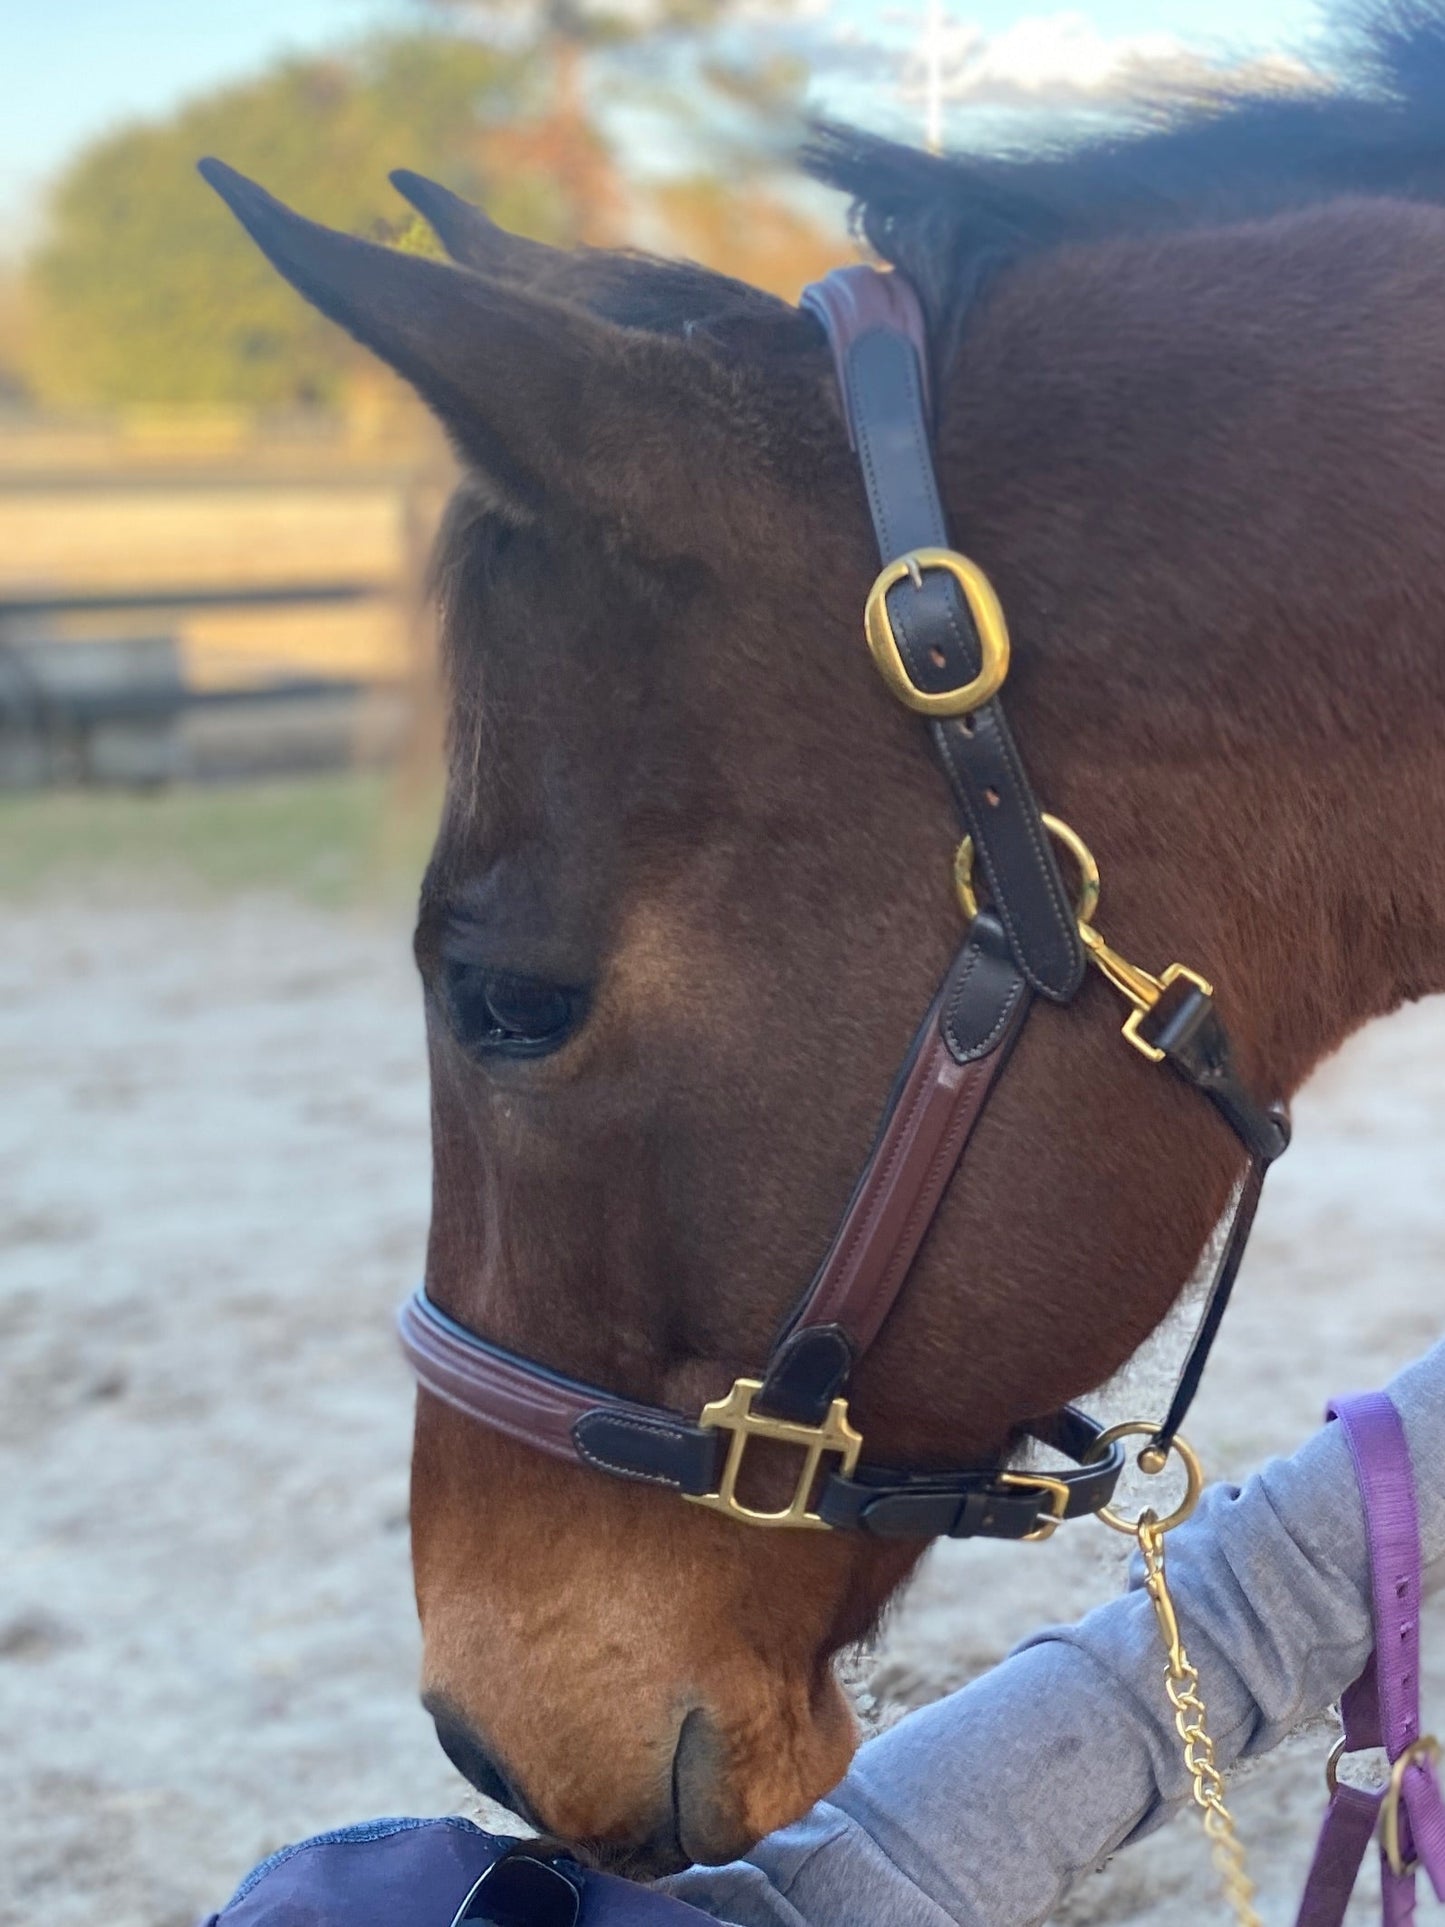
[0,0,1320,793]
[0,0,848,791]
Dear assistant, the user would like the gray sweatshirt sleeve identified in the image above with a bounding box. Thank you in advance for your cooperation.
[661,1342,1445,1927]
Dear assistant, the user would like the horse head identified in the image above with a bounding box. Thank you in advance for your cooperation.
[203,64,1445,1872]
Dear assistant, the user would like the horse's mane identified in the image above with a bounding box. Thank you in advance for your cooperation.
[805,2,1445,358]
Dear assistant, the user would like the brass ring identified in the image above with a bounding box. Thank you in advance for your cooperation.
[954,813,1102,930]
[864,548,1010,718]
[1085,1423,1203,1538]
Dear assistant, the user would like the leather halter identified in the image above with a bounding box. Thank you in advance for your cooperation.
[398,264,1290,1542]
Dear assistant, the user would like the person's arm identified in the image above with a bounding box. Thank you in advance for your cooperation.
[661,1342,1445,1927]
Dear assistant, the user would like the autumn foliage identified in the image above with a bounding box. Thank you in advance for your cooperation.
[13,21,846,413]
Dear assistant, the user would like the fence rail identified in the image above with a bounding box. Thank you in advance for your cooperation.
[0,577,410,789]
[0,582,386,618]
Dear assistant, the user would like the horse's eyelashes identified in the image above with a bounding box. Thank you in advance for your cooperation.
[441,959,588,1062]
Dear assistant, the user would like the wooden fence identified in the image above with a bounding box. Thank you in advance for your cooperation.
[0,416,450,785]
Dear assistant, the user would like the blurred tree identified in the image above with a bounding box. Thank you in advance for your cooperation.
[24,36,553,409]
[0,270,33,403]
[23,16,845,411]
[419,0,824,248]
[652,176,845,296]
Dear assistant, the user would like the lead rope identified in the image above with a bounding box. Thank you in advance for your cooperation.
[1090,1423,1263,1927]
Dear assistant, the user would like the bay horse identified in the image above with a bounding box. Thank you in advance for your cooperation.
[203,0,1445,1878]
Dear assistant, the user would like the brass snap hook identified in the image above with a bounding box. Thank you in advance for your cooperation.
[954,817,1214,1065]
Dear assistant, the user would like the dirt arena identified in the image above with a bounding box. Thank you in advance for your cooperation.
[3,802,1441,1927]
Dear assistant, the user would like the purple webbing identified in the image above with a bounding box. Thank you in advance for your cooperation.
[1294,1392,1445,1927]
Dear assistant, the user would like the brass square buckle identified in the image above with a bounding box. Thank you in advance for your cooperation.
[686,1377,863,1530]
[1120,962,1214,1063]
[863,548,1011,717]
[995,1470,1071,1542]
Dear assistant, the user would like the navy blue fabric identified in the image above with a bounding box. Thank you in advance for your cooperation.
[205,1817,720,1927]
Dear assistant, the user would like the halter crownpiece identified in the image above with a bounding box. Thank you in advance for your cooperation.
[396,262,1289,1542]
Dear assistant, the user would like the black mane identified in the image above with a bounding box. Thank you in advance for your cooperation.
[806,2,1445,355]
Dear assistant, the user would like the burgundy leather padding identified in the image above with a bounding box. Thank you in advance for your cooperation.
[792,984,1029,1358]
[800,264,931,446]
[397,1290,612,1463]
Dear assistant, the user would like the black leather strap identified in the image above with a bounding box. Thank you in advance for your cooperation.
[1141,978,1291,1165]
[575,1393,1126,1543]
[829,313,1085,1003]
[1132,979,1289,1451]
[1148,1150,1272,1457]
[572,1406,722,1495]
[943,908,1032,1061]
[755,1324,854,1427]
[819,1405,1126,1540]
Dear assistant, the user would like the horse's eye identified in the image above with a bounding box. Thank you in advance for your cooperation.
[442,961,587,1060]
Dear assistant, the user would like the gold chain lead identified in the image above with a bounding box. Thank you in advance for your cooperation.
[1087,1423,1260,1927]
[1137,1511,1262,1927]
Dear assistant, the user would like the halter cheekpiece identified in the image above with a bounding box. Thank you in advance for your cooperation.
[397,264,1291,1544]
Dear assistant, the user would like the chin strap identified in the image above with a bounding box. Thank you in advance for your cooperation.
[398,1277,1130,1544]
[1136,978,1292,1456]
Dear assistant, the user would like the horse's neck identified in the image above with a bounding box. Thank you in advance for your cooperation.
[1238,727,1445,1099]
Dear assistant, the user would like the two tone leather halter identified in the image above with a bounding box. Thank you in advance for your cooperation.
[398,264,1290,1543]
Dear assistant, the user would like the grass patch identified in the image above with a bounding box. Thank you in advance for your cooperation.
[0,772,438,907]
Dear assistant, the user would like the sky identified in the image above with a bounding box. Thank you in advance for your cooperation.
[0,0,1330,246]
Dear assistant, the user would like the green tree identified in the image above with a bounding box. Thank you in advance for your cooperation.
[25,35,554,408]
[0,269,33,403]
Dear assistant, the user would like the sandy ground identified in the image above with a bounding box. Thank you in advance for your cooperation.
[3,891,1442,1927]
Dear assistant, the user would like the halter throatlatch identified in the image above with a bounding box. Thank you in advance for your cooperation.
[396,262,1288,1541]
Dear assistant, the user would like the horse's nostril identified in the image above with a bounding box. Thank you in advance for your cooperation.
[672,1707,746,1867]
[429,1704,528,1819]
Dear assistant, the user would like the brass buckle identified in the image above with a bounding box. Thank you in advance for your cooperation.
[686,1377,863,1530]
[864,548,1011,717]
[1381,1734,1440,1877]
[995,1470,1071,1542]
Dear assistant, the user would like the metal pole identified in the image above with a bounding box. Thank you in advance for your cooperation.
[924,0,944,152]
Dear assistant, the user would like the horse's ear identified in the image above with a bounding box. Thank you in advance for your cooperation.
[388,169,557,282]
[198,160,717,529]
[387,169,800,342]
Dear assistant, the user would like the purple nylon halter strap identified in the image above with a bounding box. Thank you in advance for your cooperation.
[1295,1392,1445,1927]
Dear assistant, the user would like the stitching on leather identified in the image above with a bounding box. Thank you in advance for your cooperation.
[869,1060,994,1339]
[935,721,1029,962]
[883,340,939,562]
[845,323,1081,999]
[985,718,1080,979]
[807,1036,946,1324]
[932,589,1078,992]
[573,1413,687,1488]
[884,353,947,685]
[934,717,1076,1000]
[845,344,899,560]
[767,1327,850,1400]
[944,946,1027,1060]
